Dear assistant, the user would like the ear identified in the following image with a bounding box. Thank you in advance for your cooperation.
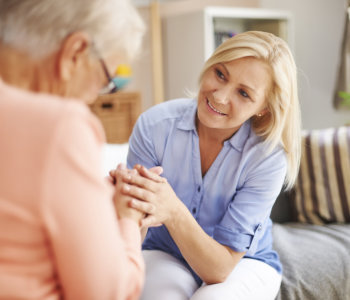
[257,107,269,117]
[57,32,91,81]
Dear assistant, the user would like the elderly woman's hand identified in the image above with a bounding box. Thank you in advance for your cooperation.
[112,164,165,225]
[120,164,184,228]
[108,164,163,185]
[113,167,145,225]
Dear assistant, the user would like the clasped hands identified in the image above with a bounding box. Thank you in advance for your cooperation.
[109,163,181,229]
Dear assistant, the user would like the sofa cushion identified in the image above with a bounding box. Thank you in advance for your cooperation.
[293,126,350,224]
[273,223,350,300]
[271,191,295,223]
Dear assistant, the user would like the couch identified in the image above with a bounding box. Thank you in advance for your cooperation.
[271,126,350,300]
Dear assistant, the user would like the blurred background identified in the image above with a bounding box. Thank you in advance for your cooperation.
[100,0,347,142]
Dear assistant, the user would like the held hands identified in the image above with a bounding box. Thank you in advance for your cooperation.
[123,164,182,228]
[112,164,182,228]
[111,163,168,227]
[112,164,144,224]
[108,164,163,185]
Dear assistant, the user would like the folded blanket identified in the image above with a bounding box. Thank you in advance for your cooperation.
[273,223,350,300]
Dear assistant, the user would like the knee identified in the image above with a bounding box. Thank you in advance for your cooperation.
[191,284,224,300]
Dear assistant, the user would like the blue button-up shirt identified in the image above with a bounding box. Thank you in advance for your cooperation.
[127,98,286,283]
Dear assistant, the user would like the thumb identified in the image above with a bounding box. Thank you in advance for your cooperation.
[149,166,163,175]
[116,163,127,170]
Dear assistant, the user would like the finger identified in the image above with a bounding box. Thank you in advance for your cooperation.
[115,168,137,179]
[113,193,134,207]
[122,172,158,193]
[141,215,162,228]
[121,182,156,204]
[115,168,133,180]
[134,164,167,183]
[149,166,163,176]
[105,175,116,185]
[130,168,138,175]
[129,199,156,215]
[117,163,127,170]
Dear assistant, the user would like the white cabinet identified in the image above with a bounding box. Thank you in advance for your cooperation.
[162,7,293,100]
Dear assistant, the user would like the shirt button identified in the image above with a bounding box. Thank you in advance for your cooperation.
[197,186,201,192]
[192,207,197,214]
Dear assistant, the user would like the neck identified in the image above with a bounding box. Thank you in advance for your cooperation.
[196,117,240,145]
[0,44,55,94]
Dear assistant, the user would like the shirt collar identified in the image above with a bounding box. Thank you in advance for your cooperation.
[226,120,251,152]
[177,99,252,152]
[177,99,198,131]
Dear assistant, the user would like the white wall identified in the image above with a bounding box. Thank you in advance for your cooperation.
[260,0,350,129]
[130,0,259,110]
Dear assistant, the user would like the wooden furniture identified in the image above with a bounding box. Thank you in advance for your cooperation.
[127,2,165,111]
[150,1,164,105]
[90,92,141,144]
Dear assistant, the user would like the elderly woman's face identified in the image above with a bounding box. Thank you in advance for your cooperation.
[52,33,120,104]
[62,53,119,104]
[197,57,271,133]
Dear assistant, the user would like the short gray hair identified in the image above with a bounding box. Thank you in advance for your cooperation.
[0,0,144,60]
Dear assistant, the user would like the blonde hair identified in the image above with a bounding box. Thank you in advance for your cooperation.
[199,31,301,190]
[0,0,144,60]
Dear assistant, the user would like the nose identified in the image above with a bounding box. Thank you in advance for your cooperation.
[212,86,232,104]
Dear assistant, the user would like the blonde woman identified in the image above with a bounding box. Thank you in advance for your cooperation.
[115,31,301,300]
[0,0,146,299]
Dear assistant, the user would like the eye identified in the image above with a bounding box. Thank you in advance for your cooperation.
[239,89,250,99]
[215,68,225,80]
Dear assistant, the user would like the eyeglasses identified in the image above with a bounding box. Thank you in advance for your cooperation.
[91,43,119,94]
[98,57,119,94]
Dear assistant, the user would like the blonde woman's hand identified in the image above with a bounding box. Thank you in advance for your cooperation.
[107,163,163,185]
[120,164,184,228]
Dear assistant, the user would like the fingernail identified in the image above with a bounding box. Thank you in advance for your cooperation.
[117,163,127,170]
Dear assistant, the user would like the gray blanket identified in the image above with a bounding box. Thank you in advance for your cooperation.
[273,223,350,300]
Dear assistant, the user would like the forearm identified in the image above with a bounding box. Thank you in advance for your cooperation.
[164,202,245,284]
[47,209,144,300]
[140,227,148,243]
[117,218,145,300]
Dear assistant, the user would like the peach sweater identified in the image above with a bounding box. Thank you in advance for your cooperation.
[0,79,144,300]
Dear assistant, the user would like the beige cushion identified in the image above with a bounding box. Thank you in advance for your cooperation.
[294,126,350,224]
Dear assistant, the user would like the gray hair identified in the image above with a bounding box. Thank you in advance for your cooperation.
[0,0,144,60]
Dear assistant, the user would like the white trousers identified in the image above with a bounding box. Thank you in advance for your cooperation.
[141,250,282,300]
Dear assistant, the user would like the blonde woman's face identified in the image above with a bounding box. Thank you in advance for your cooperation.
[197,57,271,133]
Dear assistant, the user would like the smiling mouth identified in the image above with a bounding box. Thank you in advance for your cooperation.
[206,99,227,116]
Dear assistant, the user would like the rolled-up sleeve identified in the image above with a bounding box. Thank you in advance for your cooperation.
[213,147,287,255]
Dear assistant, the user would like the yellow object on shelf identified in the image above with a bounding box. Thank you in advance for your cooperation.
[112,64,132,90]
[115,64,132,76]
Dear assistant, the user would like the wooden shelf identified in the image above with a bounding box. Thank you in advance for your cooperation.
[90,92,141,144]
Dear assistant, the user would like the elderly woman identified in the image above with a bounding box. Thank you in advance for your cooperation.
[0,0,145,299]
[116,31,301,300]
